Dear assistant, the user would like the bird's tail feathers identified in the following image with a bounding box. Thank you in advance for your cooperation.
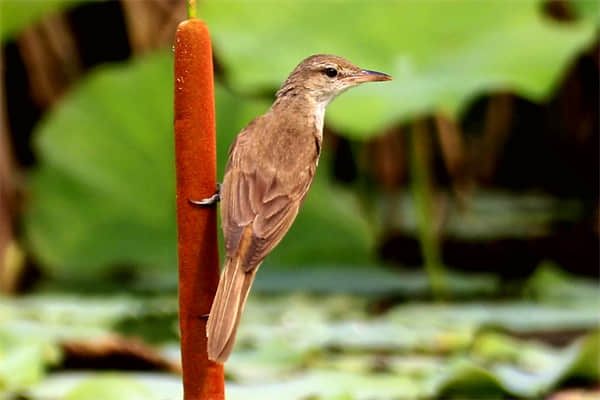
[207,255,258,363]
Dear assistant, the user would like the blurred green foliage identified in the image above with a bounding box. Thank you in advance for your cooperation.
[4,265,599,399]
[0,0,85,42]
[24,53,375,278]
[22,0,599,280]
[63,374,152,400]
[201,0,598,137]
[383,190,583,240]
[25,54,178,277]
[3,1,599,398]
[572,0,600,21]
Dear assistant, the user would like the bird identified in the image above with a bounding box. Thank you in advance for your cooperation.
[205,54,391,363]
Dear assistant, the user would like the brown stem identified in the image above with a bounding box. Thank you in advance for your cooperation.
[0,56,19,293]
[434,114,464,180]
[478,93,513,182]
[174,19,224,399]
[434,113,475,210]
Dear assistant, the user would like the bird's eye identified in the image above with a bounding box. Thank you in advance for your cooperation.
[324,67,338,78]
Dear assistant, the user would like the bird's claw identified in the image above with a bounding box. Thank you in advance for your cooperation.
[189,183,221,207]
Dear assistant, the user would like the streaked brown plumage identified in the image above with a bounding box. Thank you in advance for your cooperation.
[207,54,391,363]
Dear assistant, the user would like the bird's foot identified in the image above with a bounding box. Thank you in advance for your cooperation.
[189,183,221,207]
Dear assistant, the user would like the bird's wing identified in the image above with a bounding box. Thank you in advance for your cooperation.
[220,121,316,272]
[221,167,313,271]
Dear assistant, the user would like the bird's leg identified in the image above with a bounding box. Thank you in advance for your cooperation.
[189,183,221,206]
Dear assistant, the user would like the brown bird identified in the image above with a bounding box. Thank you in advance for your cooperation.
[206,54,391,363]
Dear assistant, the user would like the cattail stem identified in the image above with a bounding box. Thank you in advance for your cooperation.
[174,19,224,399]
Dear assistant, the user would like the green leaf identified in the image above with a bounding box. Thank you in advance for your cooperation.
[253,265,499,297]
[28,372,182,400]
[63,374,154,400]
[25,52,177,277]
[384,190,583,241]
[572,0,600,22]
[201,0,598,138]
[436,331,600,399]
[523,261,600,307]
[0,328,61,392]
[235,293,600,369]
[7,291,599,399]
[0,338,51,392]
[24,52,262,277]
[434,359,507,399]
[0,0,86,42]
[566,331,600,380]
[0,294,178,394]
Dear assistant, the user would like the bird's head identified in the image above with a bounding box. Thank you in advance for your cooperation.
[276,54,392,105]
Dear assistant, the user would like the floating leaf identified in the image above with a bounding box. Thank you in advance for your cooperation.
[253,265,499,297]
[63,374,154,400]
[0,336,57,392]
[6,291,599,399]
[523,261,600,307]
[436,332,600,399]
[384,190,583,240]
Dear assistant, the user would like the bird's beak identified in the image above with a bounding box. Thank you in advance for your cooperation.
[345,69,393,84]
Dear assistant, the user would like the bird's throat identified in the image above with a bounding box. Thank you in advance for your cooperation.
[313,101,326,139]
[272,93,328,141]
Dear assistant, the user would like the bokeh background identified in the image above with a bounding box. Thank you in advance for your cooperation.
[1,0,598,399]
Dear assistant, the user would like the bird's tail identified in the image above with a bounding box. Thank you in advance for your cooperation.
[207,255,258,363]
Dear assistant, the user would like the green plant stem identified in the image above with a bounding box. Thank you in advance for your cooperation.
[411,119,446,299]
[188,0,197,19]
